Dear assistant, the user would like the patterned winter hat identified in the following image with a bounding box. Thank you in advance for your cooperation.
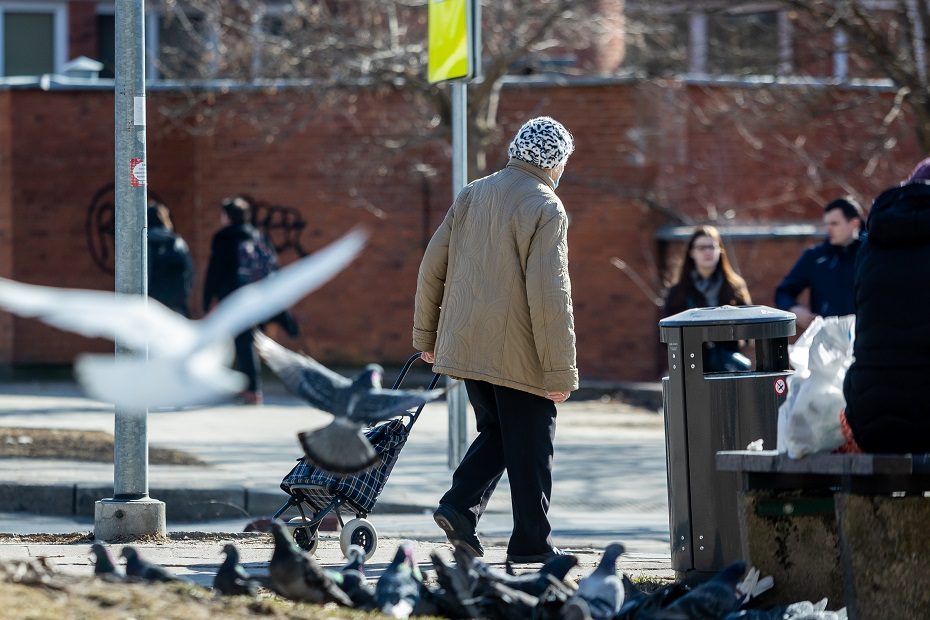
[508,117,575,169]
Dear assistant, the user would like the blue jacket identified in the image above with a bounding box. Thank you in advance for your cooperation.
[774,238,860,317]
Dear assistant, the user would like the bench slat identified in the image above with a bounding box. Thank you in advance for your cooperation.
[716,450,914,475]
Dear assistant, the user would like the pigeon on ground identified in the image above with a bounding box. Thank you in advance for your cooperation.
[563,597,594,620]
[333,544,375,609]
[0,229,365,410]
[426,550,481,619]
[213,543,261,596]
[90,543,124,580]
[374,541,423,618]
[617,574,690,619]
[120,546,186,583]
[723,598,847,620]
[255,332,445,474]
[267,520,352,605]
[569,542,626,620]
[471,549,578,598]
[642,560,746,620]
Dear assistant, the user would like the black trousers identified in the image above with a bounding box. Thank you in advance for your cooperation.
[440,379,557,556]
[233,328,260,393]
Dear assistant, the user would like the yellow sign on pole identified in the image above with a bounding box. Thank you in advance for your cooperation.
[428,0,476,83]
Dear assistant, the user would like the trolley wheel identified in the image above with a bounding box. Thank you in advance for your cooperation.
[340,518,378,560]
[286,516,319,555]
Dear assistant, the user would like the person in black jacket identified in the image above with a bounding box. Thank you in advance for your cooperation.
[663,225,752,372]
[843,160,930,453]
[203,196,266,405]
[774,198,864,329]
[147,201,193,317]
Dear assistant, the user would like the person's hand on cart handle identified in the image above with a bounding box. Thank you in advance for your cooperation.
[547,391,570,403]
[421,351,435,363]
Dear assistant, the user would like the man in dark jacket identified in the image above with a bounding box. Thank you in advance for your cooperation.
[774,198,864,328]
[203,196,267,405]
[844,160,930,453]
[147,201,193,317]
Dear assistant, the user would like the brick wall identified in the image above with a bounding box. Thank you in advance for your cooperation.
[0,79,922,381]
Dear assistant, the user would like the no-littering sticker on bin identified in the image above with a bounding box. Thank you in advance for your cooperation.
[130,158,147,187]
[774,377,787,396]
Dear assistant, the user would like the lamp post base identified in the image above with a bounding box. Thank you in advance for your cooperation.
[94,497,166,541]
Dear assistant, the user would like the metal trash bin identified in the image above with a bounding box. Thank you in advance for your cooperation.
[659,305,795,578]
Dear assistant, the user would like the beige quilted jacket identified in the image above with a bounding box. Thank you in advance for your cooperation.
[412,159,578,397]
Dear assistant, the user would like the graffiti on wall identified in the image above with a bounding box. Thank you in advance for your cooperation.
[86,184,309,274]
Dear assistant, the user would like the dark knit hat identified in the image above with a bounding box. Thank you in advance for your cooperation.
[507,116,574,169]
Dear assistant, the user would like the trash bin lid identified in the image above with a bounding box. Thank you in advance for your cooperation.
[660,305,795,327]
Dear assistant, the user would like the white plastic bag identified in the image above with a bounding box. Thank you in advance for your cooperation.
[777,315,855,459]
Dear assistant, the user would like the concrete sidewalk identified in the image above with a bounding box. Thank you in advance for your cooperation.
[0,380,673,578]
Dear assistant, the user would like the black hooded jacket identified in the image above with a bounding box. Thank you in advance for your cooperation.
[843,181,930,453]
[148,225,193,317]
[202,223,260,312]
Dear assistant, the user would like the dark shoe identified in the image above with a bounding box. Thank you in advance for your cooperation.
[506,546,566,564]
[433,504,484,557]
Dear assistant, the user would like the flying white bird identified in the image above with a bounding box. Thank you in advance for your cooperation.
[0,228,366,410]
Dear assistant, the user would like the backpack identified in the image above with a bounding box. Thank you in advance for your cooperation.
[237,235,279,286]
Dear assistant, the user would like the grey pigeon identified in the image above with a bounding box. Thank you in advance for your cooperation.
[213,543,261,596]
[333,544,375,609]
[90,543,124,580]
[472,549,578,598]
[426,550,481,619]
[0,229,365,410]
[255,332,445,474]
[617,574,690,619]
[120,546,185,583]
[268,520,351,605]
[643,560,746,620]
[374,541,423,618]
[723,598,847,620]
[563,598,593,620]
[569,542,625,620]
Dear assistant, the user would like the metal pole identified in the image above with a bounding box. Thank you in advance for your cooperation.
[447,80,469,468]
[95,0,164,542]
[113,0,149,500]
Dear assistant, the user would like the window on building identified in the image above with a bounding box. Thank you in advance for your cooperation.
[96,11,115,78]
[706,10,780,75]
[0,3,67,77]
[623,3,791,78]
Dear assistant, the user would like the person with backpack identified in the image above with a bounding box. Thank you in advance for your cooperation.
[147,200,193,317]
[203,196,277,405]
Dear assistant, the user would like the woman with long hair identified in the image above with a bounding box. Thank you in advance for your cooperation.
[663,225,752,371]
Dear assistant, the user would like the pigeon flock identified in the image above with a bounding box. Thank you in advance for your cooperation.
[83,523,846,620]
[255,331,446,474]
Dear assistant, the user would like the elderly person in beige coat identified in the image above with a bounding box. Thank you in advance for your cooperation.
[413,116,578,564]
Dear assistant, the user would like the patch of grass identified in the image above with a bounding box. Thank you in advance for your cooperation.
[0,427,205,466]
[0,578,384,620]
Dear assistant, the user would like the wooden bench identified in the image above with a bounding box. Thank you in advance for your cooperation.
[716,450,930,620]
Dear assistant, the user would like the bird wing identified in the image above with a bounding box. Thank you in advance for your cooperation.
[198,228,366,346]
[254,331,349,412]
[75,351,247,410]
[0,279,196,355]
[349,388,445,423]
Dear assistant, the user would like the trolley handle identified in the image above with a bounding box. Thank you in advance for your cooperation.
[391,352,443,424]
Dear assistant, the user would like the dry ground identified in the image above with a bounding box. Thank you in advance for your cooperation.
[0,427,204,465]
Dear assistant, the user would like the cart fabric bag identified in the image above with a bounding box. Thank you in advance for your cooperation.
[281,418,409,512]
